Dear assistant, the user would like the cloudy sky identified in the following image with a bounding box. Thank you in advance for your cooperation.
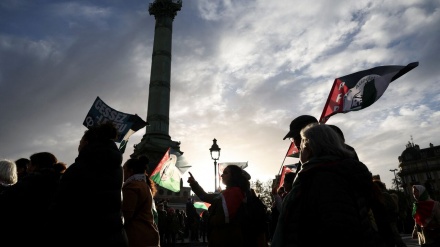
[1,0,439,192]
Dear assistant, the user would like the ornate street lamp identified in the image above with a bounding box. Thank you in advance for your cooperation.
[210,138,221,192]
[390,168,400,191]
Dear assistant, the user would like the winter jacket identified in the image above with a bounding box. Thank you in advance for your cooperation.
[122,177,159,247]
[189,181,245,247]
[0,168,60,246]
[48,139,128,247]
[272,155,380,247]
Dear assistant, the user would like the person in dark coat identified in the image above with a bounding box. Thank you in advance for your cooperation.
[48,122,128,247]
[187,165,250,247]
[0,152,60,246]
[14,157,29,181]
[272,123,385,247]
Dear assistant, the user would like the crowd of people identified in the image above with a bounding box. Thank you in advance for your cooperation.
[0,122,211,247]
[1,115,439,246]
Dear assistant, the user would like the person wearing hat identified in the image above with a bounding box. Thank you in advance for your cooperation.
[272,122,384,247]
[283,115,318,171]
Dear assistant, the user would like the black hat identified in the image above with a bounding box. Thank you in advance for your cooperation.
[283,115,318,140]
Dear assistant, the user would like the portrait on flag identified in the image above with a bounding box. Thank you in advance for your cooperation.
[150,147,191,192]
[319,62,418,123]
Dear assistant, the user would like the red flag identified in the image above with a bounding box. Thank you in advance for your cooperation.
[278,166,292,190]
[319,62,418,123]
[286,142,299,158]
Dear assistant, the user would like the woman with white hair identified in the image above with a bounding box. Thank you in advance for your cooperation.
[0,159,18,193]
[272,123,384,247]
[411,184,440,246]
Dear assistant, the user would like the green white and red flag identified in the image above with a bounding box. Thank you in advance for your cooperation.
[319,62,418,123]
[193,201,211,211]
[151,147,190,192]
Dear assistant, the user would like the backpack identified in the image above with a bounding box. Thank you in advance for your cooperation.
[238,191,268,246]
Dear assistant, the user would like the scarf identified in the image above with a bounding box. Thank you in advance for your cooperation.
[124,173,146,186]
[220,187,244,223]
[412,185,436,227]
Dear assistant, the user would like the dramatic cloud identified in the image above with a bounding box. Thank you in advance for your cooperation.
[1,0,439,191]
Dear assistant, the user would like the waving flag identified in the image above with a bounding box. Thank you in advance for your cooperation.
[194,201,211,211]
[218,162,248,173]
[151,147,191,192]
[286,142,299,158]
[319,62,419,123]
[278,166,292,190]
[83,97,147,146]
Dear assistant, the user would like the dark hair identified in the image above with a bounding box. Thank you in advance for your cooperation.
[53,162,67,174]
[125,156,149,173]
[30,152,57,169]
[83,122,119,143]
[15,158,30,169]
[125,156,157,196]
[225,165,250,192]
[373,180,387,190]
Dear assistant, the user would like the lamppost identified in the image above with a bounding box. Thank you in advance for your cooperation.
[210,138,221,192]
[390,168,400,191]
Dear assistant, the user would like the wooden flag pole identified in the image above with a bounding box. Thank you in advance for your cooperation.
[278,142,295,175]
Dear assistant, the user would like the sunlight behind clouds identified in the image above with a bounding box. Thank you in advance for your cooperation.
[1,0,439,191]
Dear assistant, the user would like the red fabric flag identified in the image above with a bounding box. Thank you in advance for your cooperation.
[319,62,418,123]
[278,166,292,190]
[286,142,299,158]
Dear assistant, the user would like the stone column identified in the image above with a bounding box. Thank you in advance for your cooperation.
[132,0,183,171]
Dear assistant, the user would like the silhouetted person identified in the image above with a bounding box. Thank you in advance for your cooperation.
[48,122,128,247]
[273,123,386,247]
[14,158,29,181]
[0,152,59,246]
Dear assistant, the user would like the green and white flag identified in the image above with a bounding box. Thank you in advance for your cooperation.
[151,147,190,192]
[193,201,211,211]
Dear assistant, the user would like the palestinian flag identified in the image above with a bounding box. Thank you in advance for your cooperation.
[151,148,182,192]
[193,201,211,211]
[319,62,418,123]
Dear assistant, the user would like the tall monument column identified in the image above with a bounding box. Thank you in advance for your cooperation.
[132,0,182,168]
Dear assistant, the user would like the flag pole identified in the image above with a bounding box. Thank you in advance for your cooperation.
[319,79,337,123]
[278,142,294,175]
[119,140,128,154]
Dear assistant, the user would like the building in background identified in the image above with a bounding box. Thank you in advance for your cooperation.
[154,179,191,204]
[398,141,440,201]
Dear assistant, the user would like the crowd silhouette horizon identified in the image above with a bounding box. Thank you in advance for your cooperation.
[0,118,430,247]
